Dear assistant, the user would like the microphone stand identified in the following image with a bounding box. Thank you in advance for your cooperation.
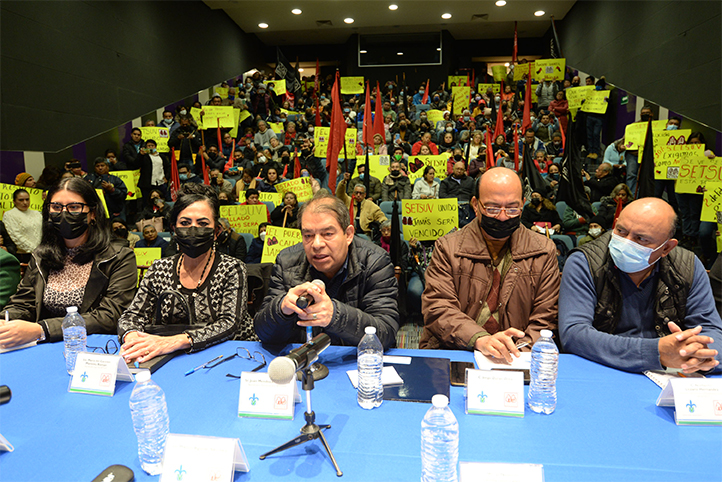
[259,367,342,477]
[303,327,329,381]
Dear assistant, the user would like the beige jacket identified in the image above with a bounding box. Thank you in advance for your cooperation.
[336,180,387,236]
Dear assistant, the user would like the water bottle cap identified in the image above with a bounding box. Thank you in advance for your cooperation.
[134,370,151,383]
[431,394,449,408]
[540,329,553,339]
[364,326,376,335]
[66,306,78,313]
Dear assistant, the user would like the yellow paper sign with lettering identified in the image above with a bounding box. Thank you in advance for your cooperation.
[675,152,722,194]
[314,127,357,159]
[134,247,162,268]
[401,199,458,241]
[353,155,390,182]
[234,191,281,206]
[513,62,535,81]
[492,65,507,82]
[654,144,707,180]
[623,120,668,150]
[141,127,170,153]
[132,169,142,198]
[340,77,364,95]
[272,79,286,96]
[448,76,467,88]
[228,108,241,138]
[477,84,501,95]
[580,90,609,114]
[238,110,252,124]
[191,107,204,130]
[261,226,302,264]
[406,154,450,184]
[220,204,268,236]
[427,109,445,126]
[114,170,139,200]
[701,182,722,223]
[566,86,595,110]
[215,87,229,99]
[0,184,43,219]
[280,108,300,116]
[452,86,471,113]
[275,177,314,203]
[268,122,284,135]
[200,106,235,129]
[534,59,566,81]
[638,128,692,162]
[96,189,109,216]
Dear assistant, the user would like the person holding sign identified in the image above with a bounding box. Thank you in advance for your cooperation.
[1,178,137,347]
[421,167,560,358]
[271,192,299,228]
[84,158,128,220]
[2,189,43,264]
[254,191,399,349]
[560,198,722,374]
[118,184,257,364]
[134,139,170,201]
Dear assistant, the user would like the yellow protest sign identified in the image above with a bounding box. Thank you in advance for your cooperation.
[275,177,314,203]
[565,86,595,110]
[220,204,268,236]
[701,182,722,223]
[268,122,284,135]
[623,120,668,150]
[477,83,501,95]
[675,152,722,194]
[215,86,229,99]
[96,189,109,216]
[580,90,609,114]
[228,108,241,138]
[491,65,507,82]
[406,154,450,184]
[353,155,390,182]
[114,170,140,201]
[191,107,204,129]
[132,170,142,198]
[401,199,458,241]
[654,144,707,180]
[141,126,170,153]
[0,183,43,219]
[199,106,235,129]
[314,127,357,159]
[280,108,300,116]
[238,110,252,124]
[452,86,470,113]
[134,247,162,268]
[260,226,302,264]
[534,59,565,81]
[272,79,286,96]
[427,110,445,126]
[344,129,357,160]
[513,62,535,81]
[448,76,467,88]
[340,77,364,95]
[259,192,283,206]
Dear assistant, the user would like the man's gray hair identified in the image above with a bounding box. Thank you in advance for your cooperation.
[298,190,351,230]
[219,218,231,229]
[353,183,367,193]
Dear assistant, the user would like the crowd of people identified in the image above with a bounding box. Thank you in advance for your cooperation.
[1,67,721,378]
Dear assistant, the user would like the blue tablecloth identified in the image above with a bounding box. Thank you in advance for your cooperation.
[1,335,720,481]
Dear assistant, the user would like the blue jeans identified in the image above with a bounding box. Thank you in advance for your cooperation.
[586,115,603,156]
[625,150,639,196]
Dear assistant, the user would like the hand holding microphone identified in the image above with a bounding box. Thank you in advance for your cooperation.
[281,280,333,327]
[296,279,325,310]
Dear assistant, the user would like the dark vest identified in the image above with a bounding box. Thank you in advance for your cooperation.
[572,232,695,337]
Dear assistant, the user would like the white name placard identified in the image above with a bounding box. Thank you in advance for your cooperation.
[459,461,544,482]
[160,433,249,482]
[656,378,722,425]
[68,352,134,396]
[465,369,524,418]
[238,371,297,420]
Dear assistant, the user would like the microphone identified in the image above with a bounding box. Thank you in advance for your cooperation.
[268,333,331,384]
[0,386,11,405]
[296,279,325,310]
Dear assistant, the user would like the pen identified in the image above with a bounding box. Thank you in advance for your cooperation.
[515,341,530,350]
[184,355,222,376]
[4,311,8,323]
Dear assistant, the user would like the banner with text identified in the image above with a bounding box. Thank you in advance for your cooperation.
[448,76,467,88]
[580,90,609,114]
[565,86,595,111]
[701,182,722,223]
[623,120,668,150]
[260,226,302,264]
[477,83,501,95]
[406,154,450,184]
[114,170,141,200]
[0,184,43,219]
[654,144,707,180]
[401,199,458,241]
[220,204,268,236]
[675,150,722,194]
[141,126,170,153]
[513,62,534,81]
[534,59,565,81]
[340,77,364,95]
[452,86,471,113]
[491,65,507,82]
[314,127,357,159]
[199,106,235,129]
[275,177,314,203]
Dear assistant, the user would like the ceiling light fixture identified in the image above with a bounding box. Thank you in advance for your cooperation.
[504,62,510,67]
[291,8,302,15]
[441,13,452,19]
[397,52,403,56]
[258,22,269,29]
[360,50,368,53]
[389,4,398,10]
[437,47,442,51]
[534,10,545,17]
[344,17,354,24]
[298,68,304,72]
[496,0,507,6]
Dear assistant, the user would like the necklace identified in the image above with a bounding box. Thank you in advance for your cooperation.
[178,245,215,290]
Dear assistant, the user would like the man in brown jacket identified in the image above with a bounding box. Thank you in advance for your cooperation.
[337,173,387,238]
[420,167,560,362]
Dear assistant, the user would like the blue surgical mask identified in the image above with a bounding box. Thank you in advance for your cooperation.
[163,118,173,125]
[419,90,424,94]
[301,171,310,177]
[608,233,668,274]
[179,173,189,181]
[359,173,365,180]
[666,124,679,130]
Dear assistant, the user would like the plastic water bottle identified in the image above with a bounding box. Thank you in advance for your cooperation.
[129,371,170,475]
[357,326,383,409]
[62,306,86,375]
[421,394,459,482]
[527,329,559,414]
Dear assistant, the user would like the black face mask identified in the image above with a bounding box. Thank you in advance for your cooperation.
[301,148,311,157]
[479,214,520,239]
[454,154,463,162]
[531,198,542,206]
[390,170,400,177]
[114,227,128,239]
[218,199,231,206]
[640,113,652,122]
[175,226,215,258]
[50,211,89,239]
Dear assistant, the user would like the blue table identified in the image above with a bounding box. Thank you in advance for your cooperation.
[1,335,720,481]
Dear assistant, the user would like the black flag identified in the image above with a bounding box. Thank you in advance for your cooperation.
[636,119,655,199]
[364,150,371,198]
[557,117,595,220]
[390,198,401,267]
[276,48,301,95]
[521,139,548,201]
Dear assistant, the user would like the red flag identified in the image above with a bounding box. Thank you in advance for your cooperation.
[471,69,475,92]
[513,123,520,171]
[362,81,373,149]
[493,80,505,140]
[315,96,321,127]
[373,81,385,142]
[169,147,181,201]
[559,120,566,151]
[421,79,429,105]
[466,73,470,88]
[485,126,495,170]
[521,64,532,133]
[325,71,346,192]
[315,58,320,93]
[512,21,518,63]
[216,120,223,153]
[294,146,301,179]
[349,199,354,223]
[199,146,210,185]
[612,197,624,229]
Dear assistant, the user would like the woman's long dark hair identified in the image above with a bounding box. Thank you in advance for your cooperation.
[35,177,111,271]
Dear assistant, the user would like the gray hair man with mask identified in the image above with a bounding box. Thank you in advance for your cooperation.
[420,167,560,361]
[559,197,721,374]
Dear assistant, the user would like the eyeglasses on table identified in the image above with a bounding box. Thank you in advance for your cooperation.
[186,347,266,377]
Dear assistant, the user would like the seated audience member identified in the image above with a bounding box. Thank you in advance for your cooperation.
[465,131,485,160]
[111,217,139,248]
[138,189,171,232]
[375,220,408,266]
[438,132,457,153]
[134,139,170,201]
[518,128,545,165]
[544,132,564,159]
[597,183,633,230]
[2,189,43,264]
[209,168,233,197]
[439,162,474,202]
[241,188,271,222]
[545,163,561,200]
[381,161,412,202]
[135,225,169,256]
[217,192,232,205]
[167,116,202,167]
[0,248,20,309]
[562,206,592,237]
[15,172,36,188]
[84,157,128,219]
[254,120,277,148]
[1,178,137,346]
[583,163,617,203]
[35,166,63,190]
[346,164,382,202]
[254,191,399,349]
[559,198,722,373]
[421,167,560,358]
[412,166,440,199]
[0,220,18,256]
[245,222,269,265]
[603,138,626,168]
[118,183,257,364]
[411,132,439,155]
[336,174,388,238]
[257,167,283,193]
[577,215,606,246]
[532,112,559,143]
[233,169,256,199]
[521,190,562,235]
[271,192,300,228]
[178,164,202,186]
[373,133,388,155]
[203,144,226,172]
[216,218,247,261]
[65,159,87,178]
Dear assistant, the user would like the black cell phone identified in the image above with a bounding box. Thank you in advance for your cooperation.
[450,361,475,387]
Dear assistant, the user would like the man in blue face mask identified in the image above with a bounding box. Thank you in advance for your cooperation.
[559,197,722,374]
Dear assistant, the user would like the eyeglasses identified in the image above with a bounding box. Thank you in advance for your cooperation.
[48,202,90,214]
[87,339,118,355]
[188,347,266,377]
[480,203,522,217]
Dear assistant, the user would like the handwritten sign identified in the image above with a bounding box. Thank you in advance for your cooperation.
[477,83,501,95]
[565,86,595,111]
[275,177,313,203]
[200,106,235,129]
[701,182,722,223]
[513,62,534,81]
[134,247,162,268]
[452,86,471,113]
[491,65,507,82]
[580,90,609,114]
[654,144,707,180]
[353,155,390,182]
[220,204,268,236]
[340,77,364,95]
[261,226,302,264]
[272,79,286,96]
[401,199,458,241]
[190,107,204,129]
[0,183,43,219]
[113,170,140,200]
[95,189,109,216]
[675,153,722,194]
[406,154,450,184]
[448,76,467,88]
[234,191,282,206]
[623,120,668,150]
[268,122,284,134]
[229,108,242,138]
[534,58,565,81]
[141,126,170,153]
[215,86,229,99]
[427,109,445,126]
[314,127,357,159]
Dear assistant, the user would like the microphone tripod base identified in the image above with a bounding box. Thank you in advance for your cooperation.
[296,362,328,381]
